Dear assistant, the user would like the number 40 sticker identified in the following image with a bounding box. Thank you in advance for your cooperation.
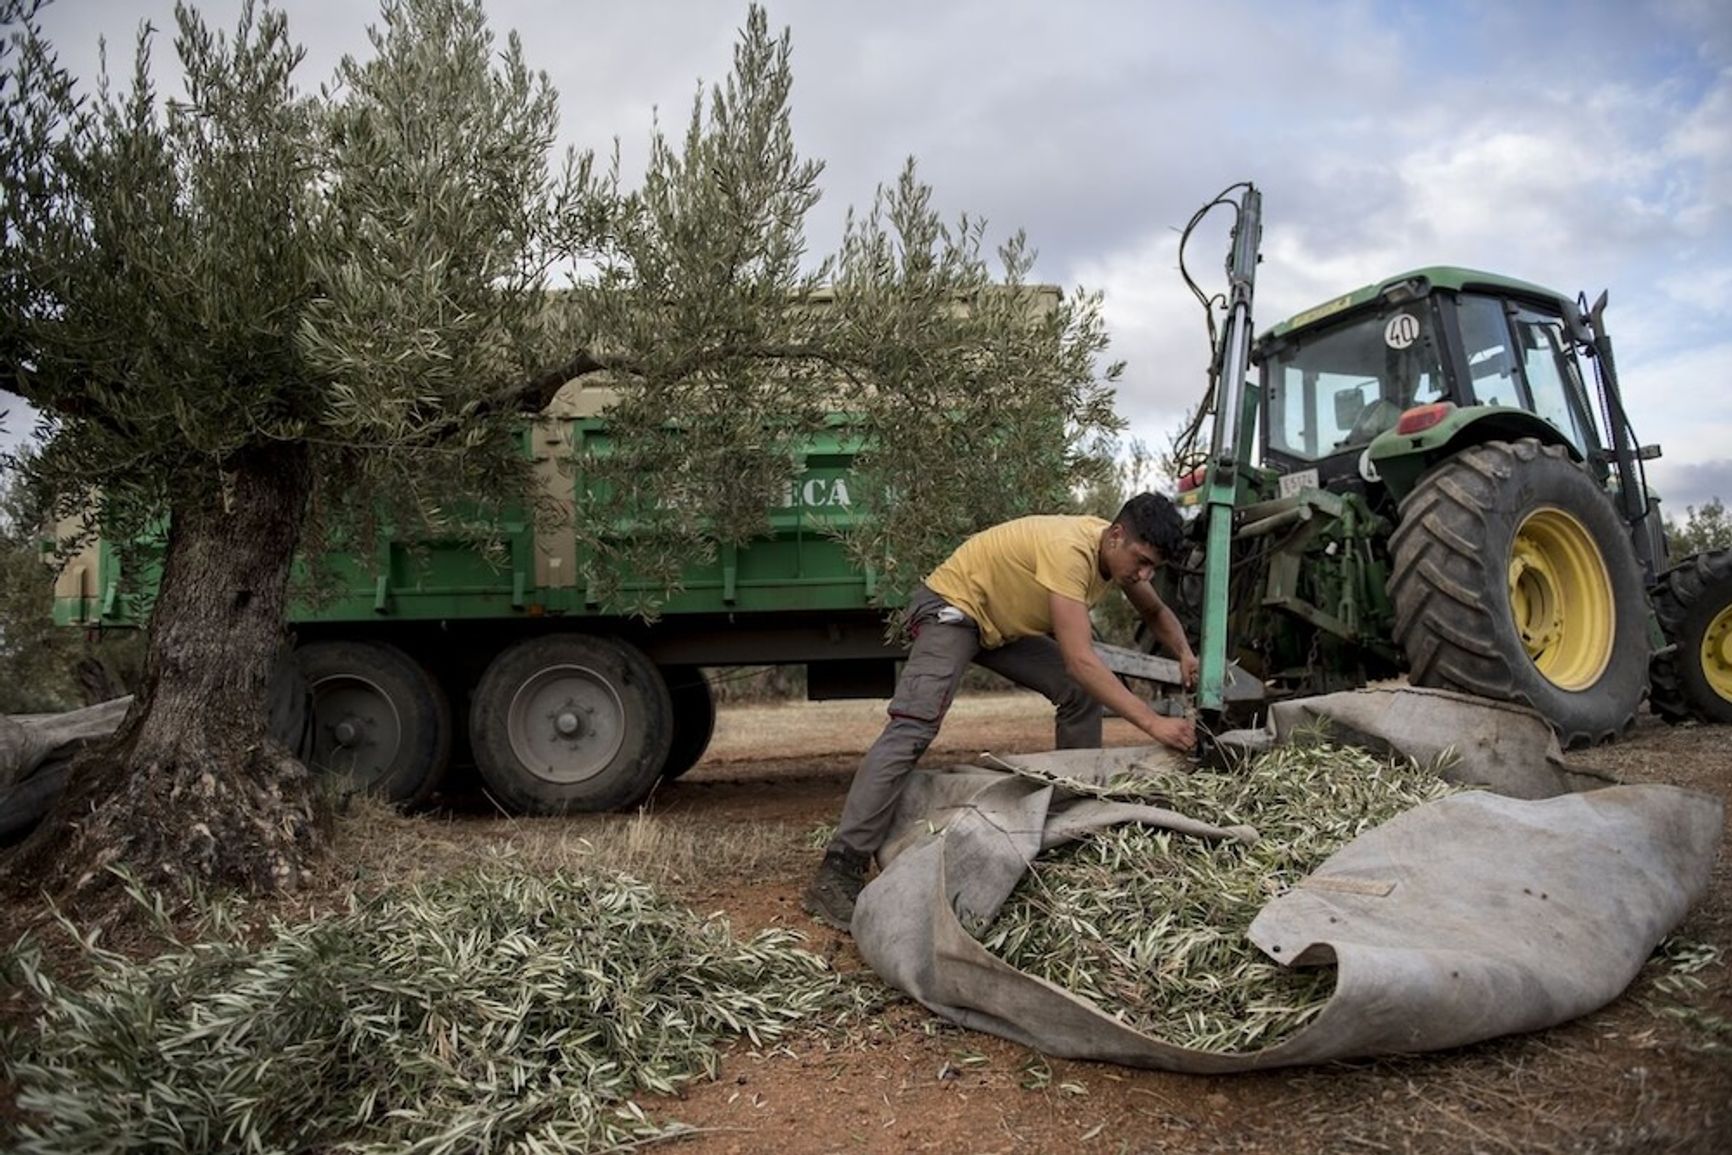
[1385,313,1420,349]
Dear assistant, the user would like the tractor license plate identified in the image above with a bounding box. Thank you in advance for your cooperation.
[1278,468,1319,498]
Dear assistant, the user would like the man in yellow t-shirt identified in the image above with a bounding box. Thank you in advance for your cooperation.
[803,493,1198,931]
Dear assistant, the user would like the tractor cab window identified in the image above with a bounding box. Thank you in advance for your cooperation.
[1456,295,1521,407]
[1511,304,1593,453]
[1264,303,1446,461]
[1456,294,1594,454]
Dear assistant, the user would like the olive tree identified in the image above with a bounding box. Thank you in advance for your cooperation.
[1666,497,1732,556]
[2,0,1123,899]
[2,0,587,895]
[565,16,1121,611]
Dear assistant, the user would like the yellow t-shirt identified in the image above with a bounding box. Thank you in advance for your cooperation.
[923,515,1111,648]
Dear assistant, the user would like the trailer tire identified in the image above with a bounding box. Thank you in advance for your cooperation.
[1389,439,1649,749]
[298,640,451,805]
[470,634,673,814]
[0,762,68,846]
[1649,548,1732,725]
[268,651,316,763]
[660,666,716,781]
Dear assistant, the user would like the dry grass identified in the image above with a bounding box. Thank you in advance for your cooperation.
[700,688,1150,763]
[316,795,809,902]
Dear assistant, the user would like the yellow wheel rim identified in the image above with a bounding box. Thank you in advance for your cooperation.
[1702,603,1732,703]
[1507,507,1614,691]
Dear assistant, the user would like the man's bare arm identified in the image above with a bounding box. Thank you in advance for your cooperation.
[1123,580,1198,688]
[1050,594,1195,751]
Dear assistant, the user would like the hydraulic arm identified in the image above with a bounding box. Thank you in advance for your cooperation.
[1195,185,1262,718]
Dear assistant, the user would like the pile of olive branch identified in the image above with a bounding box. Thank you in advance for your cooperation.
[980,740,1460,1054]
[3,866,862,1155]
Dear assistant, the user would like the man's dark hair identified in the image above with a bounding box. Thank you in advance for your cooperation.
[1114,492,1186,560]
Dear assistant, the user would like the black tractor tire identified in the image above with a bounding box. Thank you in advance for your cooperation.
[1649,548,1732,725]
[297,640,452,806]
[1389,439,1649,749]
[470,634,673,814]
[659,666,716,781]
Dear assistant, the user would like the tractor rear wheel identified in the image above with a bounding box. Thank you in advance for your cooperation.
[1649,548,1732,725]
[1389,439,1648,748]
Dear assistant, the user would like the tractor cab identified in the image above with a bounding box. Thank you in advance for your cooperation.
[1252,268,1609,504]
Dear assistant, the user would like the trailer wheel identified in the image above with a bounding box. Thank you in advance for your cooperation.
[1649,548,1732,725]
[298,640,451,805]
[660,666,716,781]
[0,762,68,846]
[267,650,315,763]
[1389,438,1649,748]
[470,634,673,813]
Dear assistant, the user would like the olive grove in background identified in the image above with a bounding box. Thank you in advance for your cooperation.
[1666,498,1732,557]
[0,464,142,714]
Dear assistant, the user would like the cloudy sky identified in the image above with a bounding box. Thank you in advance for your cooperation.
[5,0,1729,510]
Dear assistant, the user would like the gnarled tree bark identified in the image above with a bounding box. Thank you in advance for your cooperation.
[7,441,325,900]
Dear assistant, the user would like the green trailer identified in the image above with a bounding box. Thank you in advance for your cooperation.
[52,384,904,814]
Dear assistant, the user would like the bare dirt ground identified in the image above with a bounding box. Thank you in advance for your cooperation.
[6,692,1729,1153]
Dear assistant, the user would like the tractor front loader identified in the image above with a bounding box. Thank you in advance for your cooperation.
[1153,183,1732,747]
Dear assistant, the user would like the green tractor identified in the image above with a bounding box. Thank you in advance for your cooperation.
[1168,184,1732,747]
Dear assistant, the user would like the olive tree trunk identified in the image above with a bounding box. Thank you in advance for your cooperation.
[10,442,324,899]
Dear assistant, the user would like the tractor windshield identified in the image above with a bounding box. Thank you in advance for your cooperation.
[1264,303,1447,461]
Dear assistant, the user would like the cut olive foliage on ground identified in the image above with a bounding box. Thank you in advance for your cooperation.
[980,741,1463,1053]
[2,865,870,1155]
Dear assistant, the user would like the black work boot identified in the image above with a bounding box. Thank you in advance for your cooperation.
[802,849,870,932]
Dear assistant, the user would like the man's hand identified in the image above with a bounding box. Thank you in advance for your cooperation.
[1179,651,1199,690]
[1148,714,1196,752]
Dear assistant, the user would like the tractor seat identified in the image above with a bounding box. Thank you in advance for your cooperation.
[1343,397,1404,447]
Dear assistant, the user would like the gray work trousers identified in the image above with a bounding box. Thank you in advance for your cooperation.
[829,583,1103,859]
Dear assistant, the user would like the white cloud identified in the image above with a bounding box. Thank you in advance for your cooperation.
[1657,0,1732,65]
[1650,458,1732,515]
[1669,69,1732,164]
[1403,132,1635,255]
[1070,229,1214,454]
[1664,66,1732,232]
[1657,263,1732,319]
[1618,339,1732,461]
